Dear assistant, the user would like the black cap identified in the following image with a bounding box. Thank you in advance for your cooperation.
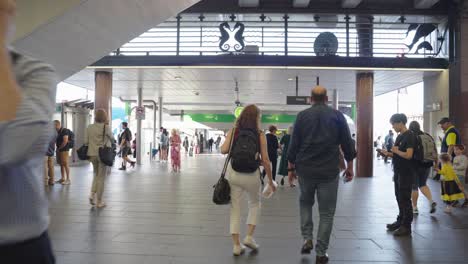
[438,117,451,124]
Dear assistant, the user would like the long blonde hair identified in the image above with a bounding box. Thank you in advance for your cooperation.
[95,109,108,123]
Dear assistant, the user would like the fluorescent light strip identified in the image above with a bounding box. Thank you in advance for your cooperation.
[87,65,445,72]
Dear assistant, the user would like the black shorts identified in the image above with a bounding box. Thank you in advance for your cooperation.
[121,147,131,157]
[412,166,431,190]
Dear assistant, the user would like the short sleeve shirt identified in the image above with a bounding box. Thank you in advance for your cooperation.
[393,130,417,174]
[56,128,71,152]
[445,132,457,146]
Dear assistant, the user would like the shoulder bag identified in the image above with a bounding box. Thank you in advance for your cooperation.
[99,124,117,166]
[212,128,235,205]
[76,145,89,160]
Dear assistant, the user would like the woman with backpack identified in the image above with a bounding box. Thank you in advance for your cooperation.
[409,121,437,214]
[221,104,276,256]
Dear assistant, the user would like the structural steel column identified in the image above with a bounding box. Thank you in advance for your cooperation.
[332,89,339,110]
[158,96,163,130]
[137,87,143,165]
[94,71,112,120]
[356,72,374,177]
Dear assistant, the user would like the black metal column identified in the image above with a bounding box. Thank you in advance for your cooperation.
[176,15,181,56]
[284,14,289,56]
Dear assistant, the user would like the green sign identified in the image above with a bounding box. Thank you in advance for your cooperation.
[125,102,132,116]
[185,114,236,123]
[261,114,296,123]
[186,113,296,124]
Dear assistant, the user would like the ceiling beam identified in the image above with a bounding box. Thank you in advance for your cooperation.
[238,0,259,8]
[342,0,362,8]
[414,0,439,9]
[293,0,311,8]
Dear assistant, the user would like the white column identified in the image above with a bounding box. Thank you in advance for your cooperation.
[137,87,143,165]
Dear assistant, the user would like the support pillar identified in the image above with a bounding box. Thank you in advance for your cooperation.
[153,102,157,148]
[355,14,374,178]
[159,96,163,130]
[356,72,374,177]
[450,1,468,182]
[137,87,143,165]
[94,71,112,119]
[332,89,339,110]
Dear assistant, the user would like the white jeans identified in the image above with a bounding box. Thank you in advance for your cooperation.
[227,164,261,234]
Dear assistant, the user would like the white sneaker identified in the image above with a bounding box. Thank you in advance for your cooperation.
[413,207,419,214]
[243,236,259,250]
[62,180,71,185]
[233,244,245,256]
[444,206,452,214]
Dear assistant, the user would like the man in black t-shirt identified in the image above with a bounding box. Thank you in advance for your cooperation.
[380,114,416,237]
[54,120,72,185]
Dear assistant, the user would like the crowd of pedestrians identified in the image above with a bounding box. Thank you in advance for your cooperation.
[1,3,466,262]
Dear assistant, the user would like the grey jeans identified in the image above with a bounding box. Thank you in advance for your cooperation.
[298,175,339,257]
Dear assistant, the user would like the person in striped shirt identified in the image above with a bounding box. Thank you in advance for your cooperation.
[0,1,57,263]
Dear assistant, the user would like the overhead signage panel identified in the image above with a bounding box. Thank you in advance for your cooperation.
[287,96,311,105]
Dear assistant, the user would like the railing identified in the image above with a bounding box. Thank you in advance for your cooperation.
[111,13,448,59]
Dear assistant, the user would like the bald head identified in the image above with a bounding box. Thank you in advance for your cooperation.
[311,86,328,103]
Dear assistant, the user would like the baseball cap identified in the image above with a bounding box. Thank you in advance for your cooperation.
[438,117,451,124]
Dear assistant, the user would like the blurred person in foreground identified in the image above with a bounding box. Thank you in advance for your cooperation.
[0,0,57,262]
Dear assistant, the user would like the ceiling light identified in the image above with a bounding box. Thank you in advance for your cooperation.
[174,76,182,80]
[288,78,294,81]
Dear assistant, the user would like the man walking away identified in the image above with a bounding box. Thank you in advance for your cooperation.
[118,122,136,170]
[208,137,214,152]
[288,86,356,264]
[215,135,221,150]
[0,1,57,262]
[380,114,417,237]
[55,120,72,185]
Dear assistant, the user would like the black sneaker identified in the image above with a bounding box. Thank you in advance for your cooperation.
[301,240,314,255]
[386,221,400,232]
[430,202,437,213]
[393,226,411,237]
[118,166,126,171]
[280,177,285,186]
[316,254,329,264]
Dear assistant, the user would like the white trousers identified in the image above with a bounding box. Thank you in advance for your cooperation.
[227,164,261,234]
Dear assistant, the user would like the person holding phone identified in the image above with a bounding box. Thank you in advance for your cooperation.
[379,114,417,237]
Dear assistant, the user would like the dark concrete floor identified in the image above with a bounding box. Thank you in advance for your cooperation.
[46,155,468,264]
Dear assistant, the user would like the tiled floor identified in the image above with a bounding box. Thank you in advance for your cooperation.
[46,155,468,264]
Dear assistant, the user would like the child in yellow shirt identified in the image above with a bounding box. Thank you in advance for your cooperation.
[436,154,465,213]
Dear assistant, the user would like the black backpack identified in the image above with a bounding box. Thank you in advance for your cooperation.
[67,129,75,148]
[230,129,260,173]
